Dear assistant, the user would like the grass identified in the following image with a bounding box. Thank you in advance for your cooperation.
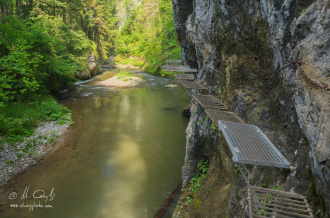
[301,8,306,15]
[0,95,72,143]
[116,70,142,80]
[184,159,209,206]
[115,56,144,68]
[117,71,133,80]
[115,55,176,78]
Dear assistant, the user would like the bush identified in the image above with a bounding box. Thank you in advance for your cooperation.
[0,95,71,143]
[114,0,181,76]
[0,16,95,102]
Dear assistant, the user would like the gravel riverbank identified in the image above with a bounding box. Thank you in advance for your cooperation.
[0,121,71,187]
[97,75,145,87]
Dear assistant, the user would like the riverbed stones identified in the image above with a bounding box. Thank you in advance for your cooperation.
[97,75,144,88]
[0,121,70,186]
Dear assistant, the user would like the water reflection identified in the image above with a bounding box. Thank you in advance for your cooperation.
[0,69,189,218]
[100,135,147,217]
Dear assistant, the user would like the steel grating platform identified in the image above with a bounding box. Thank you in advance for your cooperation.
[217,121,290,168]
[162,64,191,68]
[162,65,198,72]
[175,74,195,80]
[164,68,198,72]
[192,94,228,110]
[178,80,208,90]
[167,60,182,64]
[248,186,313,218]
[205,110,244,126]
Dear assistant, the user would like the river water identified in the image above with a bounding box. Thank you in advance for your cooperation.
[0,69,189,218]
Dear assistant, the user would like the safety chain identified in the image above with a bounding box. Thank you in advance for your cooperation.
[222,56,330,91]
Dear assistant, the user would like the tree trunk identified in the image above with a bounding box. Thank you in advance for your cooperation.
[16,0,20,16]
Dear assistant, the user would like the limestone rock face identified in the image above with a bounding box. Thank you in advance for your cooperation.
[172,0,330,216]
[76,69,91,80]
[88,54,97,76]
[101,56,116,69]
[76,53,98,80]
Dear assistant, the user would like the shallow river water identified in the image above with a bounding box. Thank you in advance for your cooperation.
[0,69,190,218]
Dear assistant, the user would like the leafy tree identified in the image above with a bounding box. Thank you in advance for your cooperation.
[115,0,181,76]
[0,16,78,101]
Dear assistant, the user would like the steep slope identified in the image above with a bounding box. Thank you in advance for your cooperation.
[172,0,330,217]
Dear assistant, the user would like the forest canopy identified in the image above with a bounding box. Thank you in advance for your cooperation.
[0,0,117,102]
[0,0,179,102]
[0,0,180,140]
[115,0,181,76]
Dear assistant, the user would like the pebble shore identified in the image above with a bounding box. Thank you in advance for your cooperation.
[0,121,71,186]
[97,75,145,87]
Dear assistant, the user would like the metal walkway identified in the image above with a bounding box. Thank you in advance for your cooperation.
[162,65,198,72]
[248,186,313,218]
[217,121,290,168]
[166,59,182,64]
[166,59,312,217]
[162,64,191,69]
[175,74,195,80]
[192,94,228,110]
[178,80,207,90]
[205,109,244,126]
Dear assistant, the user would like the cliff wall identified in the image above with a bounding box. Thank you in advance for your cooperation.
[172,0,330,217]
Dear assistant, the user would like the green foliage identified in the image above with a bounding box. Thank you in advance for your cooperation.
[234,164,246,174]
[211,123,217,132]
[190,160,209,194]
[256,194,275,216]
[0,16,86,101]
[217,86,222,94]
[307,167,326,216]
[116,70,142,80]
[315,209,321,216]
[6,160,14,165]
[259,182,267,188]
[185,196,192,206]
[0,95,72,143]
[0,0,118,103]
[199,115,209,125]
[184,159,209,207]
[115,0,181,76]
[272,185,282,191]
[117,71,133,79]
[0,0,117,149]
[48,136,58,144]
[115,56,145,67]
[301,8,307,15]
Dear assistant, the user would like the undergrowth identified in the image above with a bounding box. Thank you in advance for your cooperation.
[116,70,142,80]
[184,159,209,206]
[0,95,72,143]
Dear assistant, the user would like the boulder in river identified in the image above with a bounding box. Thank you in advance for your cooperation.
[76,69,91,80]
[88,54,97,76]
[76,53,98,80]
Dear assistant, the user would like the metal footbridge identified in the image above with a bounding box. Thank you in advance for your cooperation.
[157,59,313,218]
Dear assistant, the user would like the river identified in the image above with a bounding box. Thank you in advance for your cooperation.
[0,69,190,218]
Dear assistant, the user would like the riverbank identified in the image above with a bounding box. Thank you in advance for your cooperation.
[0,120,71,187]
[0,68,190,217]
[97,71,145,88]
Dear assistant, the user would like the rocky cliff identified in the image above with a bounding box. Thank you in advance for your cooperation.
[76,54,115,80]
[172,0,330,217]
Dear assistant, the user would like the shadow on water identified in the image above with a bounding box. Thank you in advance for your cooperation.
[0,69,190,218]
